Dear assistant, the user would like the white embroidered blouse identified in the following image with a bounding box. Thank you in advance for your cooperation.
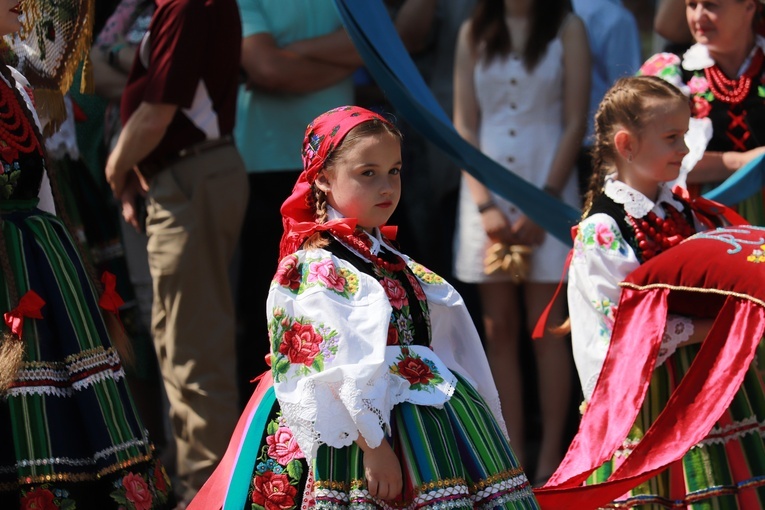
[268,223,504,462]
[568,177,697,402]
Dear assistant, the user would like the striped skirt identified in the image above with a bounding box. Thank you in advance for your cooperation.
[0,206,173,509]
[587,343,765,509]
[243,374,538,509]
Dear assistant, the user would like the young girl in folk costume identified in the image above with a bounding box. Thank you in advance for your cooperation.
[0,2,173,508]
[556,75,765,507]
[189,106,539,510]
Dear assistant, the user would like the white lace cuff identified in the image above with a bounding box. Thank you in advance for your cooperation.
[657,315,694,367]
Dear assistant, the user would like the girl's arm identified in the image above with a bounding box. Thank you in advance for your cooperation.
[355,434,403,501]
[453,21,514,244]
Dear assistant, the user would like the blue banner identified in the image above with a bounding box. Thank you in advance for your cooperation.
[334,0,580,244]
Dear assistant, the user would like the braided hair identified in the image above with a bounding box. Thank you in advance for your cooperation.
[582,75,689,218]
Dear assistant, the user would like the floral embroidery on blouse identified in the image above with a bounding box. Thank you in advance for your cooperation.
[389,346,445,392]
[250,411,305,510]
[273,254,359,298]
[747,244,765,263]
[269,309,340,382]
[409,261,445,285]
[373,264,429,347]
[575,221,626,257]
[593,298,618,342]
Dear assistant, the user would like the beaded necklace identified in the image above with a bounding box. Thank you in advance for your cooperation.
[626,203,695,262]
[333,228,407,272]
[704,47,764,106]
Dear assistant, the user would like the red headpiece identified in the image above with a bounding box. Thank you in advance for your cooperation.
[278,106,394,260]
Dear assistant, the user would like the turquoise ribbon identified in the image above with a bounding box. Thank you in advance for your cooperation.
[223,386,277,510]
[703,153,765,205]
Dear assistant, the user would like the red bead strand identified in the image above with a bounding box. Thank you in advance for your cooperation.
[333,229,407,272]
[627,204,695,261]
[704,48,764,106]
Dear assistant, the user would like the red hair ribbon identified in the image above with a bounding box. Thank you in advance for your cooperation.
[279,106,396,260]
[4,290,45,338]
[98,271,125,313]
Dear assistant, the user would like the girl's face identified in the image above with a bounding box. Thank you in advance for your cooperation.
[317,131,402,232]
[619,99,690,199]
[0,1,21,38]
[686,0,756,53]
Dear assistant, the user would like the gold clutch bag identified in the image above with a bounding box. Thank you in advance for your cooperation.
[483,243,533,283]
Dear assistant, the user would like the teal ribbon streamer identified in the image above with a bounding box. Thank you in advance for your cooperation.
[223,386,277,510]
[333,0,580,244]
[703,154,765,205]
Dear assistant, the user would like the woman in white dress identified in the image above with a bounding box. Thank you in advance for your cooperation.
[452,0,590,484]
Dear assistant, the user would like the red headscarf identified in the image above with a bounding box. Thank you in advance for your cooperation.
[278,106,395,260]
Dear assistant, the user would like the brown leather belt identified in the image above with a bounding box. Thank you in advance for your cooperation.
[138,135,234,181]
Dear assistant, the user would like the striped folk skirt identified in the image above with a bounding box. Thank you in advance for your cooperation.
[587,343,765,509]
[243,374,539,510]
[0,206,173,509]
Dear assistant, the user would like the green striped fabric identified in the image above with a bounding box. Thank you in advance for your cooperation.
[0,209,173,508]
[586,343,765,509]
[313,375,539,509]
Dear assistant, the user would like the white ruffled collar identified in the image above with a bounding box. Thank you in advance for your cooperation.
[604,176,685,218]
[326,205,384,254]
[683,35,765,74]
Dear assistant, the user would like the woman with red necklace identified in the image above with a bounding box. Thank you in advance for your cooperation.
[641,0,765,224]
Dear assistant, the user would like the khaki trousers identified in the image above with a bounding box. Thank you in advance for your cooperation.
[146,144,248,502]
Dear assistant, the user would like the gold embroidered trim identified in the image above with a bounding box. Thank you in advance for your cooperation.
[3,453,154,488]
[470,467,525,492]
[618,282,765,308]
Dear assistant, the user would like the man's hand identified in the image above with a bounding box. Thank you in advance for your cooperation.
[118,172,147,232]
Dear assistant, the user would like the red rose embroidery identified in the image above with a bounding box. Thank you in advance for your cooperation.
[267,426,304,465]
[252,471,298,510]
[397,356,434,386]
[275,255,301,291]
[122,473,153,510]
[406,272,427,301]
[21,487,56,510]
[381,277,408,309]
[279,322,322,366]
[692,96,711,118]
[387,324,399,345]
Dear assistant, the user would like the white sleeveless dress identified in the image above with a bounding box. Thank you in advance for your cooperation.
[453,34,579,283]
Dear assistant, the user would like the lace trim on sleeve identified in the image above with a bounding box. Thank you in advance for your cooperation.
[656,314,694,367]
[279,371,410,463]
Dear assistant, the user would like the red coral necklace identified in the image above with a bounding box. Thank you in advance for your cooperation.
[627,203,695,261]
[333,229,407,272]
[704,47,764,105]
[0,78,41,163]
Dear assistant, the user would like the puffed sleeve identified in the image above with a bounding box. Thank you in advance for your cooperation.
[268,248,459,462]
[568,214,639,401]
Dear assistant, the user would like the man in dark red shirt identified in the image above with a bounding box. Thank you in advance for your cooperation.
[105,0,247,503]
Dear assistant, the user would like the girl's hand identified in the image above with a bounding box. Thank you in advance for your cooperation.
[361,440,402,501]
[480,206,514,244]
[511,214,546,246]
